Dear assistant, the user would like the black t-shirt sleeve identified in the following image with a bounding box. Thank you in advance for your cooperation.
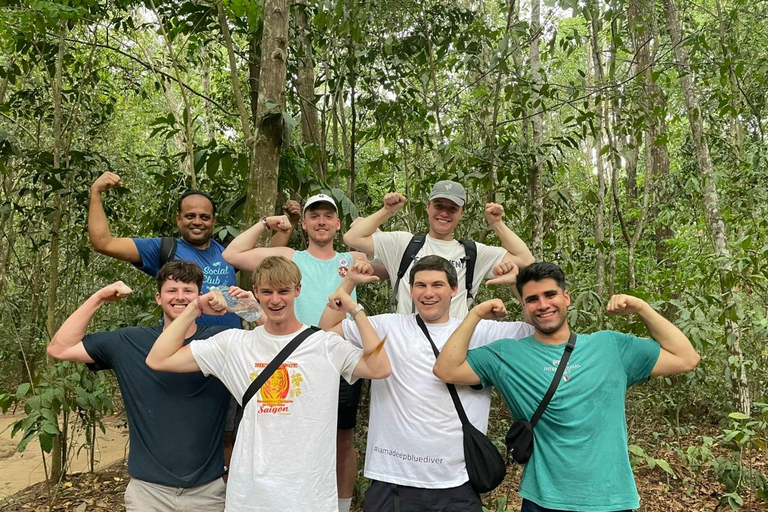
[82,331,120,372]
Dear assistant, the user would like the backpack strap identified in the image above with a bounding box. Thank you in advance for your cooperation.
[390,235,426,313]
[159,237,178,268]
[459,240,477,307]
[234,326,320,435]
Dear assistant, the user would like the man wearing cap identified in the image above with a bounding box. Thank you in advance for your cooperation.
[222,193,379,512]
[344,180,534,319]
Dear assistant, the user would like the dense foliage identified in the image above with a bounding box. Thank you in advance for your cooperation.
[0,0,766,508]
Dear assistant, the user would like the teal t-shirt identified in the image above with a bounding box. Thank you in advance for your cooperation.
[292,250,356,326]
[466,331,661,511]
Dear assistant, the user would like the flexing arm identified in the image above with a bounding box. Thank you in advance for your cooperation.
[268,200,301,248]
[88,172,141,262]
[48,281,133,363]
[343,192,406,259]
[146,291,228,372]
[607,294,700,376]
[222,215,294,271]
[434,299,507,385]
[485,203,535,270]
[326,287,390,379]
[318,260,379,334]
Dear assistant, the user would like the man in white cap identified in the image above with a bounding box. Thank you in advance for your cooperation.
[344,180,534,319]
[222,193,379,512]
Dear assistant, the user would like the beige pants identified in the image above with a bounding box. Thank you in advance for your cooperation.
[124,476,226,512]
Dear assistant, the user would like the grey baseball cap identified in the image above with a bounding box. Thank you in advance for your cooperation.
[303,193,338,213]
[428,180,466,206]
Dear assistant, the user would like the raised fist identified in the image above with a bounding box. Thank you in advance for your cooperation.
[92,171,123,193]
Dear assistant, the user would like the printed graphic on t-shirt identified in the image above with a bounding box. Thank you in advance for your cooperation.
[250,363,304,415]
[338,257,350,278]
[544,358,580,382]
[202,260,232,288]
[412,254,466,270]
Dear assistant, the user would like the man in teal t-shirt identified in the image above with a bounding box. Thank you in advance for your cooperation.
[222,194,380,512]
[434,262,700,512]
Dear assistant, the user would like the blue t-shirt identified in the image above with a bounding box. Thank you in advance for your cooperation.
[292,250,356,326]
[83,325,231,488]
[466,331,661,511]
[132,237,240,327]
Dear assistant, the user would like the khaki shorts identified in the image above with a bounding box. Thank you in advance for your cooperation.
[124,476,226,512]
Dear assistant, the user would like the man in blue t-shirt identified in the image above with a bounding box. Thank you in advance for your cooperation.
[47,261,234,512]
[434,262,700,512]
[222,193,381,512]
[88,171,294,328]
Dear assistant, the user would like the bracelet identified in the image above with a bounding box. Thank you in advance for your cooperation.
[196,297,204,316]
[350,303,364,319]
[261,216,270,230]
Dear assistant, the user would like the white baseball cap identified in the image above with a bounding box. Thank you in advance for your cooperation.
[303,193,338,213]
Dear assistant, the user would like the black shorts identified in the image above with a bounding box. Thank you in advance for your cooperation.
[337,377,363,430]
[364,480,481,512]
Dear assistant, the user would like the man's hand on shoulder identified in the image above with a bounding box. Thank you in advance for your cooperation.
[607,294,649,317]
[383,192,407,215]
[92,171,122,194]
[471,299,508,320]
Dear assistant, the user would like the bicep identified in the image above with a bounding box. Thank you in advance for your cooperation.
[150,345,201,373]
[224,247,293,271]
[98,237,141,263]
[437,361,482,386]
[52,342,96,364]
[650,348,691,377]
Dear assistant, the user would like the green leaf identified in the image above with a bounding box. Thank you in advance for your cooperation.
[728,412,750,420]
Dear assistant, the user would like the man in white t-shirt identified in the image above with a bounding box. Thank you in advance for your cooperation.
[222,194,385,512]
[146,256,391,512]
[320,255,533,511]
[343,180,535,319]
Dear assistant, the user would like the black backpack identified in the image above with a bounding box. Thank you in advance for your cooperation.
[159,237,178,267]
[390,235,477,313]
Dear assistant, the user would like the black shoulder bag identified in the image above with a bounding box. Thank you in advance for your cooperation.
[232,326,319,435]
[505,332,576,464]
[415,315,506,494]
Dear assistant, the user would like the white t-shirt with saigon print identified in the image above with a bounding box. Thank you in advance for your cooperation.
[191,326,362,512]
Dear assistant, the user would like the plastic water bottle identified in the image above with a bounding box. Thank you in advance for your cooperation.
[209,286,262,322]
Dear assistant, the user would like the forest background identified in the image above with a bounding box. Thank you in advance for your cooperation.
[0,0,766,510]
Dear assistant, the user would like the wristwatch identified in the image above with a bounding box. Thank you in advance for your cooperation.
[350,304,364,319]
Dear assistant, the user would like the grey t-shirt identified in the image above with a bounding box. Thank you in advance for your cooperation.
[83,324,230,487]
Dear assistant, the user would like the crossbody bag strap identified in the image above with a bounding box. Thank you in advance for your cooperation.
[529,332,577,427]
[415,315,471,426]
[241,326,320,411]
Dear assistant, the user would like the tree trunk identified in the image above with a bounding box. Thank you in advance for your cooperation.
[249,36,261,126]
[664,0,750,414]
[627,0,672,263]
[529,0,543,259]
[47,21,66,484]
[294,0,325,179]
[586,28,605,297]
[245,0,290,227]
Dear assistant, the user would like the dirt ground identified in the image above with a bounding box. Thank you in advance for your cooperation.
[1,409,766,512]
[0,413,129,500]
